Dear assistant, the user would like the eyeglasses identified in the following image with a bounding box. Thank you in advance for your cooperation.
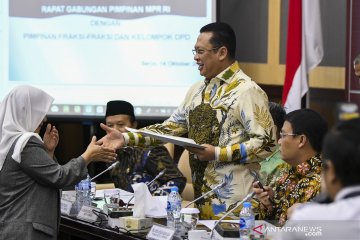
[279,132,298,138]
[192,47,220,55]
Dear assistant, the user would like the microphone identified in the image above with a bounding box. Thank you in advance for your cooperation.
[146,168,166,187]
[125,168,167,208]
[90,161,119,181]
[210,191,255,239]
[184,181,226,208]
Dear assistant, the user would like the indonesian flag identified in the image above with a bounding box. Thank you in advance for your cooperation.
[282,0,324,113]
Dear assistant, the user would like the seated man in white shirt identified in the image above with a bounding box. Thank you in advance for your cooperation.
[283,118,360,239]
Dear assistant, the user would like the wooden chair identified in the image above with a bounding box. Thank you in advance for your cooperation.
[177,150,194,201]
[95,183,115,190]
[164,143,175,159]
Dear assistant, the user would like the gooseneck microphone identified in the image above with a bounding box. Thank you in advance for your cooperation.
[210,191,255,238]
[184,181,226,208]
[146,168,167,187]
[90,161,120,181]
[125,168,167,208]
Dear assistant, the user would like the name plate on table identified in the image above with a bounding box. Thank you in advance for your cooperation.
[146,224,175,240]
[77,205,101,222]
[62,193,76,203]
[61,199,73,216]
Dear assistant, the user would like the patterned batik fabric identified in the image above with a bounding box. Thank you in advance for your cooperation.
[259,146,290,187]
[122,61,276,219]
[109,146,186,196]
[256,155,322,226]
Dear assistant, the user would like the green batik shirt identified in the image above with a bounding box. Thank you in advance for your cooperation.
[259,146,290,187]
[123,61,276,219]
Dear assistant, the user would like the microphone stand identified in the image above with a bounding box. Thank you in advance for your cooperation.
[210,191,255,239]
[184,181,226,208]
[146,168,167,187]
[125,169,167,208]
[90,161,119,181]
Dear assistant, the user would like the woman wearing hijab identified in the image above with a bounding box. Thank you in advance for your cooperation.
[0,85,117,239]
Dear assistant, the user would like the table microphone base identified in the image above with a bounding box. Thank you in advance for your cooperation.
[108,208,133,218]
[213,222,240,240]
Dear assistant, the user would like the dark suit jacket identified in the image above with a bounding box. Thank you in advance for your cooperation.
[0,137,88,239]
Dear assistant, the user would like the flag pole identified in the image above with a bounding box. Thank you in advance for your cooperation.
[305,73,310,108]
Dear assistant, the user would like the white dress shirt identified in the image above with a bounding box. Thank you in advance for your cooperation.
[278,186,360,240]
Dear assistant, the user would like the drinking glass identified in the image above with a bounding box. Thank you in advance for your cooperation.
[103,189,121,211]
[180,208,200,230]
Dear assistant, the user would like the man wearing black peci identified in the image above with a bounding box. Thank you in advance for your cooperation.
[104,100,186,196]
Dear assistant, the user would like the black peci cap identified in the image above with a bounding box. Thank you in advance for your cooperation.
[105,100,135,120]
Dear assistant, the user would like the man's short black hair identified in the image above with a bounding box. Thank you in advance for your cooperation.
[285,109,328,153]
[323,118,360,187]
[269,102,286,131]
[200,22,236,59]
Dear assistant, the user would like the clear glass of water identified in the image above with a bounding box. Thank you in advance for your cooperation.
[103,189,121,210]
[180,207,200,230]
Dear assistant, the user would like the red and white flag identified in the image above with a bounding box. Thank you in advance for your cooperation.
[282,0,323,113]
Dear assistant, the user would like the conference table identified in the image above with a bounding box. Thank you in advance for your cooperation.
[59,188,161,240]
[59,189,277,240]
[59,215,278,240]
[59,215,147,240]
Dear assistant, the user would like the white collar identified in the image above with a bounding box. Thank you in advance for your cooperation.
[335,185,360,201]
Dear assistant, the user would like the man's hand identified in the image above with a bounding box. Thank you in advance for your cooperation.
[43,124,59,157]
[97,123,125,150]
[82,136,117,165]
[186,144,215,161]
[253,181,274,210]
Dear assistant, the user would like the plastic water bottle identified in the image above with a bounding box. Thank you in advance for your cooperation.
[239,201,255,240]
[166,186,182,232]
[74,174,92,214]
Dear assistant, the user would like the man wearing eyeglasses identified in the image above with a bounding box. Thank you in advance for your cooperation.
[281,118,360,240]
[99,22,275,220]
[253,109,328,226]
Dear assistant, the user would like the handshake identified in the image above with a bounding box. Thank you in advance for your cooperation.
[78,123,126,165]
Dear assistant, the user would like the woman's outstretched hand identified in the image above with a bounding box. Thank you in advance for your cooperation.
[81,136,117,165]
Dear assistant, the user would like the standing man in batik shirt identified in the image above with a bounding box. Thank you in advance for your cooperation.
[253,109,328,226]
[104,100,186,196]
[99,22,276,219]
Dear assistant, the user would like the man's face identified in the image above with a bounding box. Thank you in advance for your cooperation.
[354,63,360,79]
[35,116,47,133]
[193,32,222,80]
[321,160,337,200]
[105,114,136,133]
[278,121,299,166]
